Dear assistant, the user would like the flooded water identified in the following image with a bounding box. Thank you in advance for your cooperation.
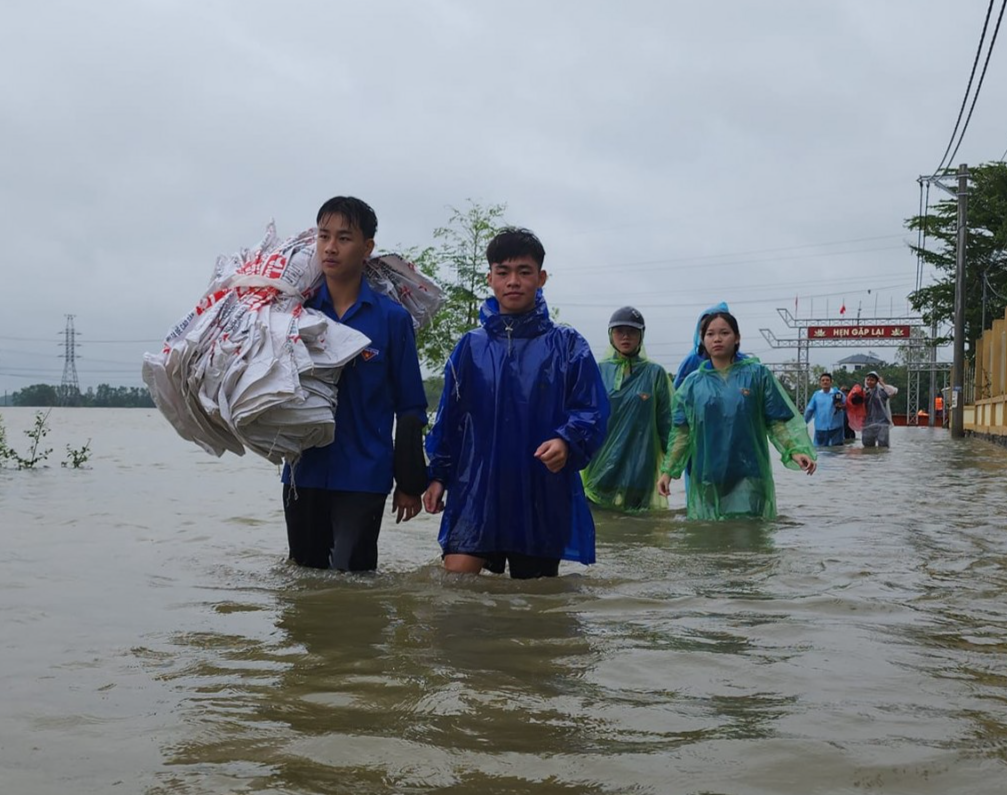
[2,407,1006,794]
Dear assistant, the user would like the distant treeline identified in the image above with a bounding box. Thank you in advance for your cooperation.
[4,381,443,410]
[5,383,155,408]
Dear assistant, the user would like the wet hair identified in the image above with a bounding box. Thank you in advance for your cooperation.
[820,372,833,380]
[485,227,546,269]
[316,196,378,239]
[698,311,740,358]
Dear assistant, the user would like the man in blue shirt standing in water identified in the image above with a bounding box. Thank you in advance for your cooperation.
[282,196,428,571]
[803,372,846,447]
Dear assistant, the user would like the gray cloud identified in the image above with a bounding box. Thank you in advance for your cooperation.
[1,0,997,394]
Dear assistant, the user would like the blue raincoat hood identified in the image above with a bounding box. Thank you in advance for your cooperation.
[691,301,731,354]
[674,301,741,390]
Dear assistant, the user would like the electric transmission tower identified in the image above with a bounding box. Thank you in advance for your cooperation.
[59,314,81,406]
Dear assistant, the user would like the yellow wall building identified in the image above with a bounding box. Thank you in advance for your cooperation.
[968,308,1007,441]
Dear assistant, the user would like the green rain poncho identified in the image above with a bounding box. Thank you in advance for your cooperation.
[583,346,672,511]
[661,357,815,520]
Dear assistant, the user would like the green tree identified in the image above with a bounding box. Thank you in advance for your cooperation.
[11,382,154,408]
[894,326,930,365]
[907,162,1007,353]
[422,376,444,410]
[410,201,508,372]
[405,245,463,374]
[12,383,59,407]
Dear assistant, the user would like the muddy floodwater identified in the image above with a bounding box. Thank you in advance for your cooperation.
[2,407,1006,794]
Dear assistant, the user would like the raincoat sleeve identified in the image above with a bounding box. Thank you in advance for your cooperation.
[803,396,816,424]
[555,332,610,471]
[660,380,692,477]
[760,368,816,470]
[660,425,691,478]
[656,369,673,455]
[425,343,464,485]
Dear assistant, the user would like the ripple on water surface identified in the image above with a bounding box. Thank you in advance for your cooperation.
[1,412,1006,793]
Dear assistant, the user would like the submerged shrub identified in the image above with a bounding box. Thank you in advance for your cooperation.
[0,410,93,470]
[12,410,53,470]
[63,440,92,469]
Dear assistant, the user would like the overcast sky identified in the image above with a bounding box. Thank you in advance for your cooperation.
[1,0,1003,396]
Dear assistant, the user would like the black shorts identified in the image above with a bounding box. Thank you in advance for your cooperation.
[282,486,386,571]
[477,552,560,580]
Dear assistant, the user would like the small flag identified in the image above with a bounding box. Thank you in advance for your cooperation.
[840,301,846,316]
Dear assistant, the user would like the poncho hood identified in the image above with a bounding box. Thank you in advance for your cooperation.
[692,301,731,354]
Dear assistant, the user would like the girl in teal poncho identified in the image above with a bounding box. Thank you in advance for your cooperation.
[657,312,816,520]
[583,307,672,512]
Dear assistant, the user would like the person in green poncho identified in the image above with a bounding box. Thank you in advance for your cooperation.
[583,307,673,512]
[657,311,816,520]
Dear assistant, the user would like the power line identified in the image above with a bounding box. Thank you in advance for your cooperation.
[0,334,161,343]
[934,0,996,175]
[0,367,142,375]
[946,0,1007,168]
[561,273,911,301]
[984,270,1007,302]
[558,282,915,309]
[574,243,907,275]
[574,234,905,271]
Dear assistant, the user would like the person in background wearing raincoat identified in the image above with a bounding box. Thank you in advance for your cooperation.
[862,370,898,447]
[423,227,609,579]
[582,306,672,512]
[282,197,428,571]
[840,386,857,441]
[803,372,846,447]
[657,311,816,520]
[673,301,748,389]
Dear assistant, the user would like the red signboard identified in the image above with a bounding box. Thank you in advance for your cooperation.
[807,325,911,340]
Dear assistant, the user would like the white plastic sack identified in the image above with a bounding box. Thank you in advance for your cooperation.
[143,222,445,466]
[143,223,369,465]
[363,252,444,331]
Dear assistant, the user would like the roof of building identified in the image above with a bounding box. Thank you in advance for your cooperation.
[836,352,885,365]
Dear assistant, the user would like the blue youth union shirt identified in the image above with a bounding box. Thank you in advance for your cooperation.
[282,277,427,493]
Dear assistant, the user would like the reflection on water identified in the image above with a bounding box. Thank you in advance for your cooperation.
[150,570,607,793]
[1,410,1007,793]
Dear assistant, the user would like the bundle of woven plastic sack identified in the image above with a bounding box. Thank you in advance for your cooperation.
[142,222,443,465]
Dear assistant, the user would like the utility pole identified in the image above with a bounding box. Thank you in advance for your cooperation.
[928,317,937,427]
[951,164,968,438]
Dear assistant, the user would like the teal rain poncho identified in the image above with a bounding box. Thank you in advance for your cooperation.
[661,357,815,520]
[582,345,672,511]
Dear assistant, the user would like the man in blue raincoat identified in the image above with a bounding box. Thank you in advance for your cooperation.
[423,227,609,579]
[803,372,846,447]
